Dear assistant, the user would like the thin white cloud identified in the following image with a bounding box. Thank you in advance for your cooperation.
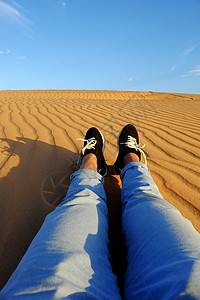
[0,0,33,30]
[182,45,196,57]
[9,0,26,12]
[170,65,176,72]
[0,49,11,55]
[128,78,134,82]
[182,65,200,77]
[62,2,66,7]
[16,56,26,60]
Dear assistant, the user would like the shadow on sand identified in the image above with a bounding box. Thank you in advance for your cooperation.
[0,138,126,295]
[0,137,77,289]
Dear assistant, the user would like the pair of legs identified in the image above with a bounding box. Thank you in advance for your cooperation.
[1,125,200,299]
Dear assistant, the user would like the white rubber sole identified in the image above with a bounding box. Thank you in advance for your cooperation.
[96,127,105,153]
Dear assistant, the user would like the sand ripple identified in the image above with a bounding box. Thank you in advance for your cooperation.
[0,90,200,289]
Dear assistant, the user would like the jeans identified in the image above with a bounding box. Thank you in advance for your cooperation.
[1,162,200,299]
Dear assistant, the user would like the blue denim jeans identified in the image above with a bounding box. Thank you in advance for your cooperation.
[1,162,200,299]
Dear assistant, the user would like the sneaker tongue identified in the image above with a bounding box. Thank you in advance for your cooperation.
[84,148,97,157]
[121,146,141,161]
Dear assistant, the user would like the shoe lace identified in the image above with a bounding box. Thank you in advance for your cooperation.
[121,135,147,165]
[76,137,97,165]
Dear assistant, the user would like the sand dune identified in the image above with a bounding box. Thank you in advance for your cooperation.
[0,90,200,289]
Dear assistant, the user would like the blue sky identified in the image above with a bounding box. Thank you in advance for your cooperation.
[0,0,200,93]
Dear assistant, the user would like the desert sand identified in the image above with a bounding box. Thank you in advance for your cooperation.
[0,90,200,290]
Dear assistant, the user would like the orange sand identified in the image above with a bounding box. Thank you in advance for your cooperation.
[0,90,200,289]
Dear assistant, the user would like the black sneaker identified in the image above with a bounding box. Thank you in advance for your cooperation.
[76,127,108,176]
[114,124,146,174]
